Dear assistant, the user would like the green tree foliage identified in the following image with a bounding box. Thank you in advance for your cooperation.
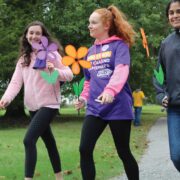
[106,0,170,101]
[43,0,171,102]
[0,0,172,117]
[0,0,47,117]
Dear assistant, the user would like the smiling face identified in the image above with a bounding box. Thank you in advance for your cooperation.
[26,25,42,45]
[168,1,180,29]
[88,12,110,40]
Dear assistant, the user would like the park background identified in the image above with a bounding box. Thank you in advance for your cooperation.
[0,0,170,179]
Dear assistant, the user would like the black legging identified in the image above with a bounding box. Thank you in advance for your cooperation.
[79,115,139,180]
[23,107,61,177]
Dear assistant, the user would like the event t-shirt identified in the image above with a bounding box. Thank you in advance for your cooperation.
[83,37,134,120]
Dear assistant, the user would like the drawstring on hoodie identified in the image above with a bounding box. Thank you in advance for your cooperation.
[94,44,103,61]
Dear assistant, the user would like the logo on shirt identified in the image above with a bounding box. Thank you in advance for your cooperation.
[97,69,113,78]
[102,45,109,51]
[87,51,112,61]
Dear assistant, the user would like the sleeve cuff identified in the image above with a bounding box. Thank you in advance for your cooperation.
[156,93,167,105]
[103,88,115,97]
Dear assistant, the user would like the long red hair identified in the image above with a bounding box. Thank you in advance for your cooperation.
[94,5,136,47]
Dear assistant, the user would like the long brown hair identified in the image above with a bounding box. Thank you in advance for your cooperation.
[94,5,136,47]
[19,21,63,66]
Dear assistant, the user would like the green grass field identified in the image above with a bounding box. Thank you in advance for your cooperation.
[0,105,166,179]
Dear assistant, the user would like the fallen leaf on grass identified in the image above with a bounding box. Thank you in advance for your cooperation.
[63,170,73,175]
[0,176,6,179]
[101,152,115,159]
[34,172,41,177]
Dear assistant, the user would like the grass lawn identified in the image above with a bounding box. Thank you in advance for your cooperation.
[0,105,166,180]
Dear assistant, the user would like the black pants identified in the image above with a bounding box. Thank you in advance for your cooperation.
[23,107,61,177]
[79,115,139,180]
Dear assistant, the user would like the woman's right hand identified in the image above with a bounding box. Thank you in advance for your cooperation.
[74,97,86,110]
[162,96,168,108]
[0,99,9,109]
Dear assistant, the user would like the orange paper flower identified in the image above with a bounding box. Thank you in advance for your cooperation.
[140,28,150,58]
[62,45,92,75]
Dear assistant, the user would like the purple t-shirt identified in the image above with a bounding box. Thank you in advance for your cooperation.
[84,40,134,120]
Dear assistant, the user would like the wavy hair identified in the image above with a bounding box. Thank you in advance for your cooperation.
[94,5,136,47]
[19,21,63,66]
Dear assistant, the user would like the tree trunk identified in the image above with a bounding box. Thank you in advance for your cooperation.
[3,90,27,118]
[4,100,26,118]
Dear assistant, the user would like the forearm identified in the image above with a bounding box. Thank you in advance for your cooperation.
[103,64,129,96]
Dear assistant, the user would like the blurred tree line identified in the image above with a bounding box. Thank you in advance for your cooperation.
[0,0,171,117]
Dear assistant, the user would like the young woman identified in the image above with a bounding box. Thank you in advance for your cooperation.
[75,5,139,180]
[0,21,73,180]
[154,0,180,173]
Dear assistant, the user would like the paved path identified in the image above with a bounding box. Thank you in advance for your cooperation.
[110,117,180,180]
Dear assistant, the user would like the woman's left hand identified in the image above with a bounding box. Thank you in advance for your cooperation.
[47,61,54,71]
[97,92,114,104]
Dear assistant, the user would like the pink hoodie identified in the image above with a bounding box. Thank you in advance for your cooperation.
[2,51,73,111]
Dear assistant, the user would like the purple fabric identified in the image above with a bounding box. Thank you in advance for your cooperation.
[31,36,58,69]
[33,58,46,69]
[84,39,134,120]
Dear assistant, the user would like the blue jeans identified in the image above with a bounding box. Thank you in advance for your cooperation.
[134,107,142,126]
[167,107,180,172]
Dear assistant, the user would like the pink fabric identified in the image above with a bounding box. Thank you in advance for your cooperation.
[2,51,73,111]
[94,35,122,45]
[80,80,90,100]
[103,64,129,97]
